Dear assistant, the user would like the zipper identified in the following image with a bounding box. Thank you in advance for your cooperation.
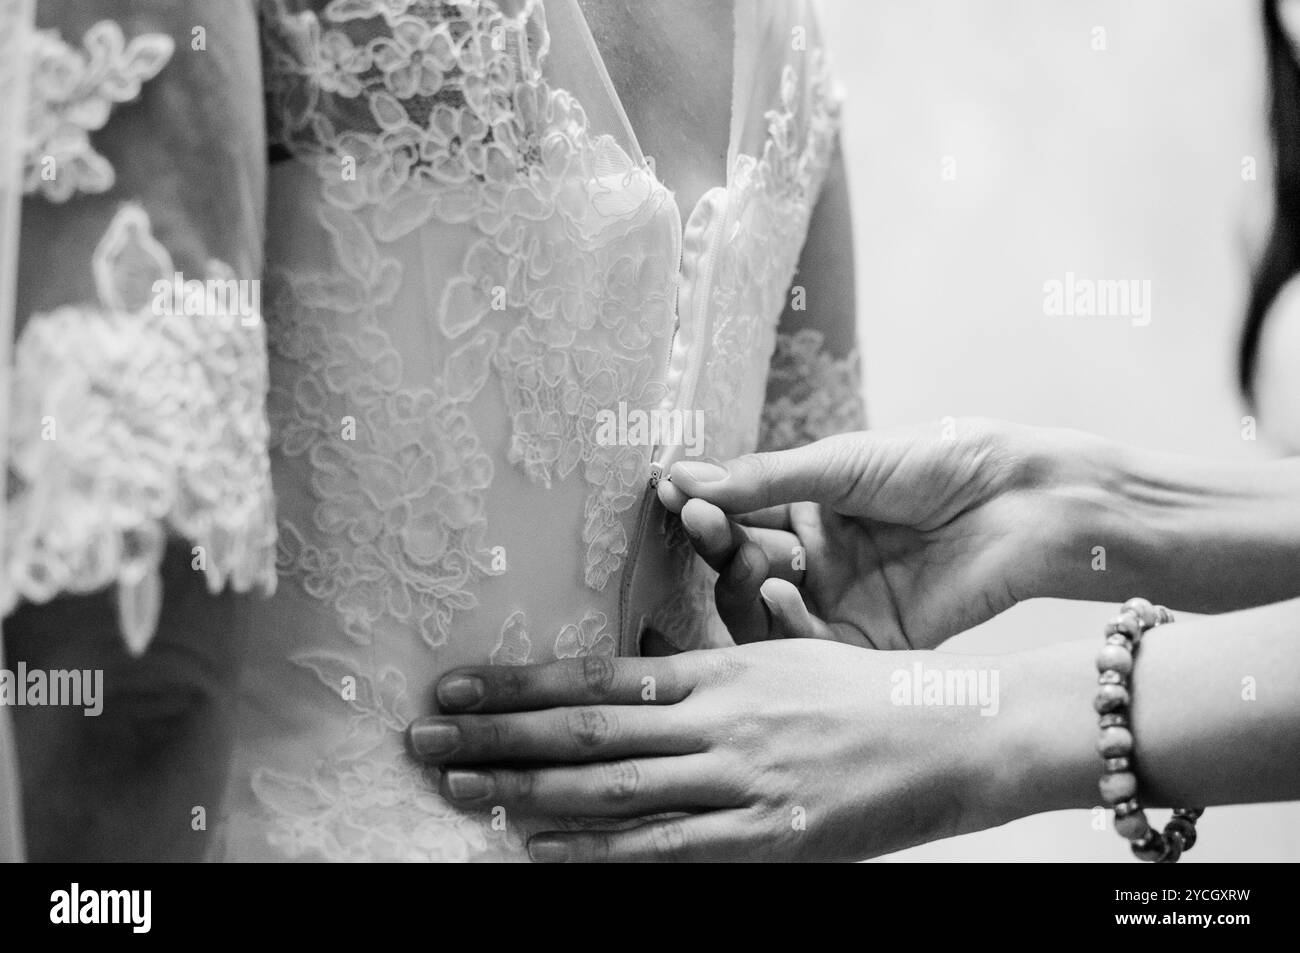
[650,193,727,481]
[617,188,730,655]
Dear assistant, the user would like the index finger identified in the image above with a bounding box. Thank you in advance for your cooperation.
[668,431,870,513]
[434,655,695,714]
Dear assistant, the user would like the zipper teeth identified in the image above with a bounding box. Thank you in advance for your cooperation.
[617,483,657,656]
[620,231,684,655]
[619,194,727,656]
[663,239,684,377]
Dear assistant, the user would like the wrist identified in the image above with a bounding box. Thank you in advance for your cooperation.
[1011,425,1137,603]
[1114,449,1300,611]
[1013,427,1300,609]
[979,641,1100,828]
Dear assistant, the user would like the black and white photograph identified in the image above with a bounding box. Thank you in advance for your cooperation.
[0,0,1296,906]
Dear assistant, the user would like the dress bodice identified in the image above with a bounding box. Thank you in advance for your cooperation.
[218,0,851,861]
[0,0,862,863]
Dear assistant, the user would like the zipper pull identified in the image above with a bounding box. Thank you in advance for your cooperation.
[648,441,683,489]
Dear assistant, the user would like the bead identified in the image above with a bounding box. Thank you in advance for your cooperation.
[1131,833,1166,862]
[1159,834,1183,863]
[1121,598,1157,628]
[1099,771,1139,804]
[1115,809,1152,841]
[1165,816,1197,852]
[1097,726,1134,758]
[1113,798,1140,817]
[1096,643,1134,676]
[1096,601,1196,861]
[1094,684,1131,713]
[1106,612,1143,642]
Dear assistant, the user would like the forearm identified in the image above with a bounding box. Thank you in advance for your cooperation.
[1118,450,1300,611]
[992,598,1300,829]
[4,545,250,861]
[759,139,865,452]
[1030,431,1300,612]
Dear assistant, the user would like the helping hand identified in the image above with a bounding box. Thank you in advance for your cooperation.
[660,419,1108,649]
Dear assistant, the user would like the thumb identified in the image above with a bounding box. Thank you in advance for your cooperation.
[668,431,871,513]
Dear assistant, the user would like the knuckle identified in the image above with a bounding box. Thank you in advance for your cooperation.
[712,696,765,753]
[478,716,508,754]
[579,654,618,698]
[720,749,763,797]
[567,706,614,748]
[585,832,613,862]
[493,667,524,701]
[600,760,641,802]
[747,760,790,812]
[698,649,745,688]
[744,452,780,496]
[747,804,791,862]
[660,653,690,688]
[648,821,689,859]
[505,767,534,800]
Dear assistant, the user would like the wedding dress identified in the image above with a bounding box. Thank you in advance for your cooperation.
[0,0,862,862]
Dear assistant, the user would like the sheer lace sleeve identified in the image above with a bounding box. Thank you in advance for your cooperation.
[755,2,865,451]
[4,4,275,654]
[0,0,33,865]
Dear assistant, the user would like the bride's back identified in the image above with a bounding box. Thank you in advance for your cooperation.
[574,0,733,219]
[219,0,846,861]
[0,0,852,862]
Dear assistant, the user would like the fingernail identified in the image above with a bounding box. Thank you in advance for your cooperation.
[437,675,484,710]
[733,546,754,582]
[444,769,493,801]
[529,837,571,863]
[408,720,460,758]
[673,462,728,483]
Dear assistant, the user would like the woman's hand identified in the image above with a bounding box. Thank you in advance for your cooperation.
[407,641,1012,862]
[661,418,1117,649]
[664,417,1300,647]
[415,602,1300,862]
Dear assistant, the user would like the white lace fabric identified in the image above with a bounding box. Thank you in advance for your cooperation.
[205,0,860,862]
[0,0,34,866]
[0,0,862,863]
[4,17,278,655]
[24,20,174,202]
[0,0,856,861]
[5,205,278,654]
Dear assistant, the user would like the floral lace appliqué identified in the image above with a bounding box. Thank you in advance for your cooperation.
[268,204,501,648]
[25,20,174,202]
[3,204,277,654]
[695,56,843,463]
[250,650,495,863]
[263,0,677,592]
[650,54,848,652]
[760,329,865,452]
[251,606,601,862]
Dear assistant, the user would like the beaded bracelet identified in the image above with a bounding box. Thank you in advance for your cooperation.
[1095,597,1204,863]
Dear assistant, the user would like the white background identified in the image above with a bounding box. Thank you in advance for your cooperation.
[820,0,1300,861]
